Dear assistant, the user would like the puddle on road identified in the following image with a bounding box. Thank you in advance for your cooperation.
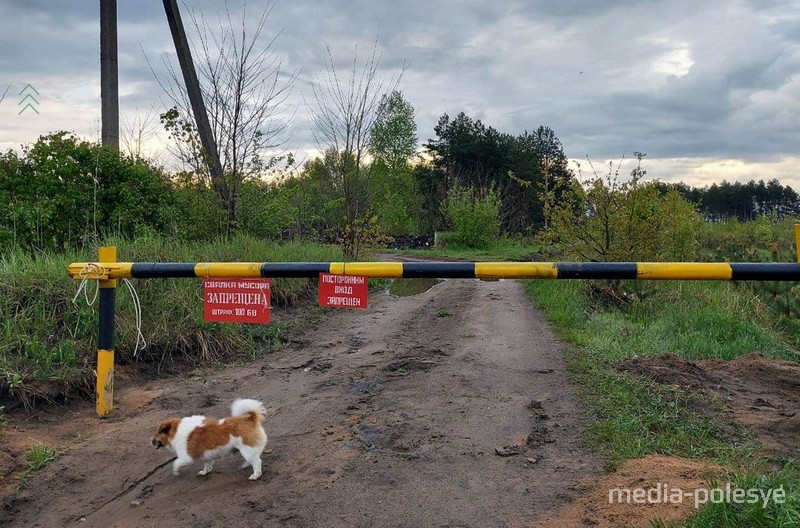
[388,278,442,297]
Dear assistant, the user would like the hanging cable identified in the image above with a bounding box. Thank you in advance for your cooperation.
[71,263,146,357]
[122,278,147,357]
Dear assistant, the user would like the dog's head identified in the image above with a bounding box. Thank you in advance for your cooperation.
[151,418,179,449]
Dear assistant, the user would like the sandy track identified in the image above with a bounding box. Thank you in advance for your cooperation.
[6,278,598,527]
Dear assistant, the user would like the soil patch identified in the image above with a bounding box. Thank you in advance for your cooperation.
[531,454,723,528]
[618,352,800,460]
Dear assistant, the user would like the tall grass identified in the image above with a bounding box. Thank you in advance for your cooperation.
[0,235,342,407]
[525,280,766,467]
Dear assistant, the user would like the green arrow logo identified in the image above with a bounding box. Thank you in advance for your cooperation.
[19,103,40,115]
[18,83,40,115]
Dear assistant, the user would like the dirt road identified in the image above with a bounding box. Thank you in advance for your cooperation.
[5,278,598,527]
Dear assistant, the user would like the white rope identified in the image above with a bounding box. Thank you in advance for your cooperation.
[122,278,147,357]
[71,263,106,306]
[71,263,147,357]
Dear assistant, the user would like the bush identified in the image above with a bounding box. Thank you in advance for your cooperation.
[0,132,176,252]
[539,156,701,261]
[445,185,501,248]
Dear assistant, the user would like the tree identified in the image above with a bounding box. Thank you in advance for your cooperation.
[507,125,571,231]
[423,112,513,232]
[121,107,162,160]
[671,179,800,221]
[369,91,421,234]
[423,112,571,234]
[309,40,404,258]
[154,1,296,237]
[370,90,417,170]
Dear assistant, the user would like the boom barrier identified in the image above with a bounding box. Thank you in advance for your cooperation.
[69,260,800,281]
[68,224,800,415]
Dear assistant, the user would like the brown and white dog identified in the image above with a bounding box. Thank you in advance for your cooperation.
[151,398,267,480]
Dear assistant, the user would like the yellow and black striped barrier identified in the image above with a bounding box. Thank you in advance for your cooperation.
[69,233,800,417]
[68,260,800,281]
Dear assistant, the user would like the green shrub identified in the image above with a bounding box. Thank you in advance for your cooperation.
[540,157,701,261]
[0,132,176,252]
[445,185,501,249]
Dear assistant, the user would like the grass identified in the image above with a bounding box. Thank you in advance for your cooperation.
[524,278,800,526]
[677,464,800,527]
[525,281,798,467]
[583,281,796,362]
[17,442,58,490]
[525,280,764,467]
[0,234,342,407]
[388,236,539,262]
[435,308,452,318]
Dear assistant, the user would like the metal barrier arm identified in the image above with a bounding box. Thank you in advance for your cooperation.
[70,236,800,418]
[67,261,800,281]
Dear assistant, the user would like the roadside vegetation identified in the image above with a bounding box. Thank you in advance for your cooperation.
[521,157,800,526]
[0,236,341,408]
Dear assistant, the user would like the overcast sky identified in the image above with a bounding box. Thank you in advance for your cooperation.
[1,0,799,187]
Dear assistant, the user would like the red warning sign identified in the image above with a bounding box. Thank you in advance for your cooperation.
[319,273,368,309]
[203,278,271,324]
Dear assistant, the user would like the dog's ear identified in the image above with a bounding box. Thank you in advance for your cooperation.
[158,419,177,436]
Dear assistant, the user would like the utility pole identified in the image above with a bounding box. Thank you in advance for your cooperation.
[100,0,119,150]
[162,0,227,204]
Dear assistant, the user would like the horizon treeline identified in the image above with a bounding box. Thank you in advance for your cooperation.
[1,101,798,254]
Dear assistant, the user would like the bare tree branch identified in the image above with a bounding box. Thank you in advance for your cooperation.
[308,37,406,257]
[0,84,10,106]
[121,106,163,160]
[147,0,297,235]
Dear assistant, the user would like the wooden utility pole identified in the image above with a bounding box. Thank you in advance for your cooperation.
[100,0,119,150]
[162,0,227,202]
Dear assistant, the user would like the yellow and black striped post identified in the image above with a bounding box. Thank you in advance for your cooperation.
[96,246,116,416]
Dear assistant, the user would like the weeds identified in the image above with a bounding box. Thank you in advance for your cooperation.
[679,462,800,527]
[17,442,58,490]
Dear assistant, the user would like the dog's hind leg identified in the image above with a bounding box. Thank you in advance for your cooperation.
[239,446,262,480]
[198,461,214,476]
[239,459,251,469]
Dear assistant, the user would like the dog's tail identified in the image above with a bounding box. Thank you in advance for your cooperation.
[231,398,266,422]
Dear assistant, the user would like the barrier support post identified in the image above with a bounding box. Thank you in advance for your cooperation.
[97,246,117,416]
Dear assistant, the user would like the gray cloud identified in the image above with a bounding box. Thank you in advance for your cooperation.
[1,0,799,185]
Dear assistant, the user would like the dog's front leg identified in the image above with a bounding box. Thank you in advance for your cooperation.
[172,457,192,476]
